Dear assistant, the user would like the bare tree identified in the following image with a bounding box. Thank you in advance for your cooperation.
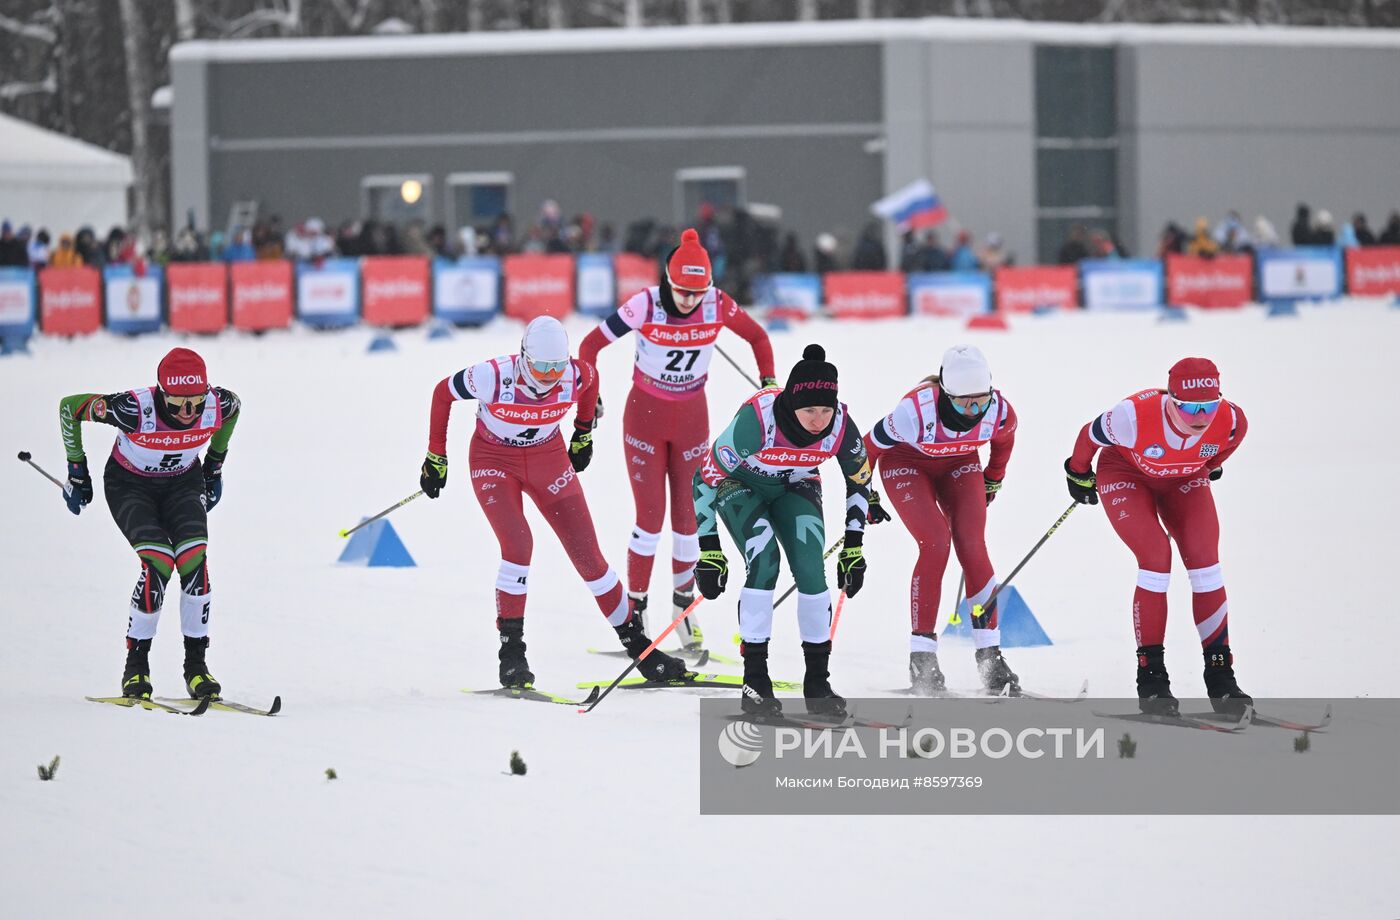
[117,0,156,237]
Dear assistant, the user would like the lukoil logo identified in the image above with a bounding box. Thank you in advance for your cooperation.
[717,719,764,767]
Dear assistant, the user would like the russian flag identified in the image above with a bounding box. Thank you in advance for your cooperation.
[871,179,948,231]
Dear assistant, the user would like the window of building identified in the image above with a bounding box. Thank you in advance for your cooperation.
[446,172,514,234]
[362,174,433,224]
[675,167,745,225]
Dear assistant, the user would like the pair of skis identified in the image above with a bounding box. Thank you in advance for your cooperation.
[86,695,282,717]
[1092,703,1331,733]
[463,672,803,707]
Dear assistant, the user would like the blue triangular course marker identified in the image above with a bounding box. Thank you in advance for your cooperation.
[1266,299,1298,317]
[0,334,31,355]
[941,585,1052,648]
[1157,306,1189,323]
[337,518,416,567]
[427,322,453,341]
[367,333,397,352]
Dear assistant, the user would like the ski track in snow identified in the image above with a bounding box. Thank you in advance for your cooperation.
[2,302,1396,918]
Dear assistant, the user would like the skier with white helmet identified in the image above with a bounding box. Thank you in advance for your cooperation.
[420,316,691,689]
[864,345,1021,695]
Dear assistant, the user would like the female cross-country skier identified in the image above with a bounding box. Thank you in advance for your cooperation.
[691,344,883,717]
[420,316,690,688]
[863,345,1022,695]
[58,347,239,699]
[578,228,775,653]
[1064,356,1249,715]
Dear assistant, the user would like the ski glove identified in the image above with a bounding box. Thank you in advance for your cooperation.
[1064,460,1098,505]
[420,452,448,499]
[1209,466,1223,482]
[694,535,729,600]
[64,458,92,515]
[835,533,866,597]
[568,422,594,472]
[201,448,225,512]
[984,476,1003,506]
[866,491,893,525]
[760,376,779,388]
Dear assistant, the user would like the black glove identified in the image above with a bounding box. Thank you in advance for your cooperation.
[568,422,594,472]
[760,376,779,388]
[985,476,1002,506]
[420,452,447,499]
[694,535,729,600]
[202,448,226,512]
[835,532,866,597]
[866,491,892,524]
[595,395,605,422]
[64,458,92,515]
[1208,466,1223,482]
[1064,459,1098,505]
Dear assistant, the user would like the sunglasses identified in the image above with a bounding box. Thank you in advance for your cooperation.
[164,394,206,413]
[949,392,992,416]
[526,357,569,377]
[1172,397,1221,416]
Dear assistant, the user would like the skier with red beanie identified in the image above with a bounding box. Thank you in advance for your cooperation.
[1064,357,1250,714]
[578,227,775,655]
[58,347,241,700]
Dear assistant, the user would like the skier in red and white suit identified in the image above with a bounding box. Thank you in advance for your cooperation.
[1064,356,1249,715]
[420,316,689,689]
[864,345,1021,696]
[578,228,775,650]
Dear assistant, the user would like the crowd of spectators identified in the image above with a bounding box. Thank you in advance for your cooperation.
[7,200,1396,299]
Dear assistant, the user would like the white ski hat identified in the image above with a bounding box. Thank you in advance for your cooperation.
[521,315,569,364]
[939,344,992,396]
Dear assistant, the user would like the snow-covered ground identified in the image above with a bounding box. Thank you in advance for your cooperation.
[3,301,1397,918]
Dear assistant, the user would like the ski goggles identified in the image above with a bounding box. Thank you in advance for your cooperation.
[1171,396,1222,416]
[525,357,569,378]
[948,392,993,416]
[164,393,206,414]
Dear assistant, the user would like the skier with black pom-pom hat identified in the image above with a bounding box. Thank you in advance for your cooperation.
[691,344,880,719]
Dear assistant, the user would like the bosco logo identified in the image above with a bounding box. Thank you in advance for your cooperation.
[546,467,576,495]
[949,462,983,480]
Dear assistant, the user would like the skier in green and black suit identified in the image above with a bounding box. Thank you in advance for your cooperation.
[692,344,891,717]
[58,347,240,700]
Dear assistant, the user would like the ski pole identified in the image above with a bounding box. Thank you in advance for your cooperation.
[971,501,1079,619]
[715,345,760,389]
[338,490,423,538]
[829,591,848,642]
[773,536,845,610]
[579,596,704,714]
[16,451,65,489]
[946,572,967,626]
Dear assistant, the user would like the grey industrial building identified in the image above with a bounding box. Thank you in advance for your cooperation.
[170,18,1400,267]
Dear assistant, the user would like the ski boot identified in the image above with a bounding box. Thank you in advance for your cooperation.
[1203,647,1252,715]
[627,591,649,634]
[615,614,691,682]
[909,645,947,696]
[122,637,153,699]
[976,646,1021,696]
[801,640,848,719]
[1136,644,1179,716]
[182,636,222,699]
[496,618,535,689]
[739,640,782,717]
[673,588,704,653]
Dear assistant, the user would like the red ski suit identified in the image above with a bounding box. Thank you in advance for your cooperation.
[579,285,773,597]
[866,382,1018,650]
[428,354,626,626]
[1069,389,1248,649]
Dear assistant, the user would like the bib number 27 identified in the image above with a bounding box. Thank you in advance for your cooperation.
[665,349,701,372]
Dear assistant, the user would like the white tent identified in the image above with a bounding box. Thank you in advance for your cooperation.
[0,112,132,235]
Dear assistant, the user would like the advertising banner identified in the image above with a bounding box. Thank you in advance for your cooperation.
[1257,247,1342,301]
[362,255,430,327]
[166,262,228,333]
[503,254,574,320]
[39,266,101,336]
[230,261,293,331]
[296,258,360,327]
[994,266,1078,313]
[0,267,36,337]
[433,257,500,325]
[1081,259,1164,311]
[1165,254,1254,308]
[614,252,658,303]
[576,253,615,317]
[824,271,907,320]
[908,271,992,317]
[104,263,163,334]
[754,273,821,316]
[1345,245,1400,297]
